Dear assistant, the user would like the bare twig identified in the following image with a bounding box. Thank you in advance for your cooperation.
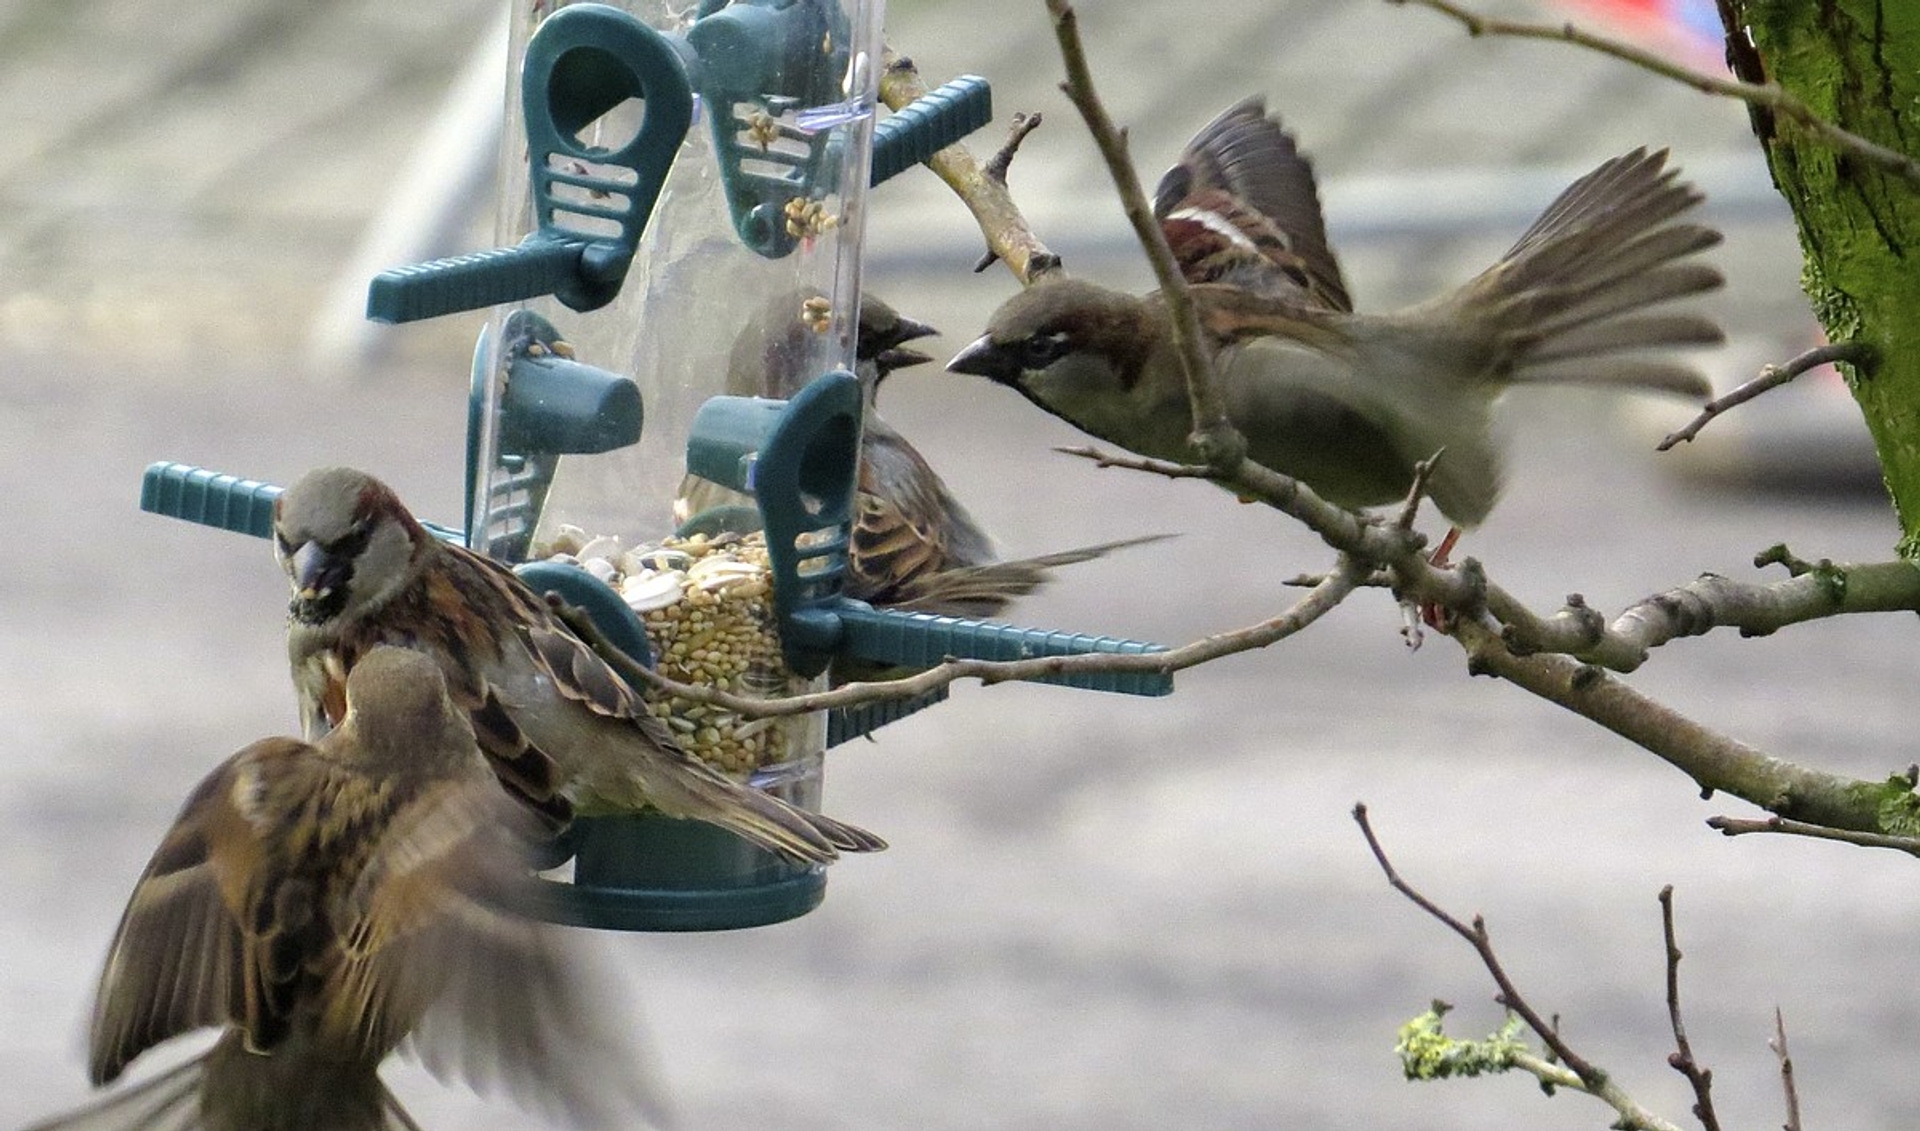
[1771,1008,1802,1131]
[1389,0,1920,191]
[1705,813,1920,857]
[582,558,1367,719]
[972,111,1050,272]
[879,51,1058,283]
[1051,445,1441,576]
[1355,804,1685,1131]
[1042,0,1247,469]
[1660,342,1875,450]
[1659,887,1722,1131]
[984,111,1043,184]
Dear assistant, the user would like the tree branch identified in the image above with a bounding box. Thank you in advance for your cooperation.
[1388,0,1920,191]
[879,51,1058,284]
[1659,341,1876,451]
[1493,555,1920,672]
[1356,804,1685,1131]
[1771,1007,1803,1131]
[1448,613,1914,834]
[563,559,1366,720]
[1705,812,1920,857]
[1041,0,1247,469]
[1659,886,1722,1131]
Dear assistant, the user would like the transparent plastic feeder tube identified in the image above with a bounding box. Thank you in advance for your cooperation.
[470,0,883,922]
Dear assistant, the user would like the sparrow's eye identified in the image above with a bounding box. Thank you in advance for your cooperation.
[273,532,293,558]
[1019,331,1073,369]
[328,522,374,560]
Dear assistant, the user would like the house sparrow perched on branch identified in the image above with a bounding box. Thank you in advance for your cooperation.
[273,466,884,863]
[683,294,1166,620]
[27,647,666,1131]
[948,97,1723,528]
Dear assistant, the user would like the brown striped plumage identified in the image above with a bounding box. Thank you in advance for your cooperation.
[274,466,884,863]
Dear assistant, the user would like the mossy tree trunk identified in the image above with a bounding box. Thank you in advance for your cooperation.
[1723,2,1920,549]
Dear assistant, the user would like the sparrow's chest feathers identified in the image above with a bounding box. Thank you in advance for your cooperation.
[228,765,405,1045]
[1024,341,1193,462]
[298,563,509,730]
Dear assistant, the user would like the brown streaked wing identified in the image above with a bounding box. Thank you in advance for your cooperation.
[1156,96,1351,312]
[320,775,526,1063]
[85,741,293,1084]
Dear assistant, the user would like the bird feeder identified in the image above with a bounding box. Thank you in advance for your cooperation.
[142,0,1171,934]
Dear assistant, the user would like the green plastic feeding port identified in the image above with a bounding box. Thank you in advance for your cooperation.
[534,804,827,931]
[685,372,1175,744]
[466,310,643,562]
[366,4,693,323]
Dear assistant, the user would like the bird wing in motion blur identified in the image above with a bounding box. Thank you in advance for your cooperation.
[31,647,668,1131]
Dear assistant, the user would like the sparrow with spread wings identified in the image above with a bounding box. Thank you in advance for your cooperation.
[949,96,1723,529]
[27,647,667,1131]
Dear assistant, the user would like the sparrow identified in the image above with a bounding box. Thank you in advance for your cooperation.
[27,646,666,1131]
[681,294,1166,620]
[947,98,1723,529]
[272,466,884,863]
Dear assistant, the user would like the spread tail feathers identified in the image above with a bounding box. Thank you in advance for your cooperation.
[644,766,889,859]
[1459,147,1723,398]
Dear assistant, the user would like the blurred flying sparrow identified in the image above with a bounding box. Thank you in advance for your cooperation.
[947,96,1722,528]
[272,466,884,863]
[28,646,667,1131]
[681,294,1166,621]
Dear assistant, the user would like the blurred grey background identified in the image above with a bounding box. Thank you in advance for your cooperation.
[2,1,1911,1129]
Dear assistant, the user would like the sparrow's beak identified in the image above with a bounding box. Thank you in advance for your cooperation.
[946,335,1021,382]
[289,541,346,602]
[876,345,935,372]
[891,315,939,345]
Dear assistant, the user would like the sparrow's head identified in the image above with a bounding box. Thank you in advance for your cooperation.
[338,644,475,767]
[946,277,1163,432]
[273,467,429,627]
[858,296,939,387]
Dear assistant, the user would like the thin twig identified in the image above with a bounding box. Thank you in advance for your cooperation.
[569,559,1366,720]
[1771,1007,1802,1131]
[1354,804,1684,1131]
[972,111,1050,272]
[1042,0,1248,469]
[1705,813,1920,857]
[1659,887,1722,1131]
[984,111,1043,184]
[1389,0,1920,191]
[1660,342,1875,450]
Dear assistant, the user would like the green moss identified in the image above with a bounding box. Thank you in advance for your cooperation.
[1397,1005,1530,1081]
[1736,0,1920,541]
[1868,774,1920,836]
